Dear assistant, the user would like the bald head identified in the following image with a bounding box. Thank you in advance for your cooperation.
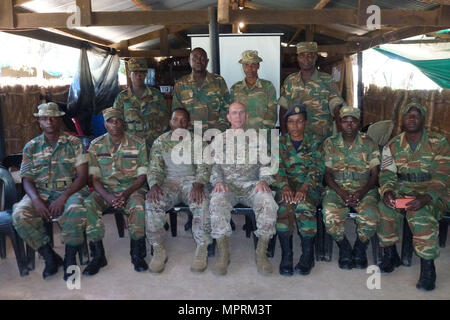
[227,102,247,130]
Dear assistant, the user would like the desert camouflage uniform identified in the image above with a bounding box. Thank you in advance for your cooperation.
[145,131,212,246]
[172,72,230,132]
[208,131,278,239]
[85,132,148,241]
[322,132,380,242]
[275,133,324,237]
[13,133,89,249]
[378,129,450,260]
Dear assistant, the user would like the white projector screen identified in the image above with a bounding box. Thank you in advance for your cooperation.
[189,34,282,99]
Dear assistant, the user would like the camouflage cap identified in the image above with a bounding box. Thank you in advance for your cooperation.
[339,106,360,119]
[33,102,65,117]
[284,103,307,120]
[401,101,427,118]
[239,50,263,64]
[128,58,148,72]
[296,41,318,54]
[102,107,123,121]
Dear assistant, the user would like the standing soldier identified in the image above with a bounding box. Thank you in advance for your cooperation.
[322,106,380,270]
[172,47,230,132]
[230,50,278,130]
[209,102,278,276]
[279,42,344,141]
[12,102,89,280]
[146,108,212,274]
[378,102,449,291]
[275,104,324,276]
[113,58,169,150]
[83,107,149,274]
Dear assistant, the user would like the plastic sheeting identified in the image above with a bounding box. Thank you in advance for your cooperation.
[67,43,120,135]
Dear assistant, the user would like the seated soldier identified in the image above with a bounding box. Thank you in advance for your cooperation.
[12,102,89,280]
[275,104,324,276]
[146,108,212,273]
[378,102,449,291]
[84,107,148,274]
[322,106,380,270]
[209,102,278,276]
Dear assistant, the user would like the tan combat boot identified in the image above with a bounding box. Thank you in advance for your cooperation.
[255,236,273,275]
[149,243,168,273]
[191,244,208,272]
[213,237,230,276]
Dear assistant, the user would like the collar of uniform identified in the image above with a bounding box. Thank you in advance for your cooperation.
[187,71,214,85]
[106,132,129,150]
[41,132,67,147]
[127,85,153,98]
[335,131,363,149]
[297,69,319,85]
[241,78,263,90]
[399,129,428,152]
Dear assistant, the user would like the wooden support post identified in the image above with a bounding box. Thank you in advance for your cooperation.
[209,7,220,74]
[218,0,230,24]
[76,0,92,26]
[0,0,15,29]
[160,27,169,56]
[357,52,363,122]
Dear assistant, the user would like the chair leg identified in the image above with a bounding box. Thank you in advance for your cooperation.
[208,239,216,257]
[26,244,35,271]
[244,215,252,238]
[169,209,177,237]
[44,222,54,247]
[184,212,193,231]
[78,233,89,265]
[7,226,29,276]
[324,233,333,262]
[230,218,236,231]
[0,233,6,259]
[114,211,125,238]
[401,218,413,267]
[315,209,325,261]
[439,219,448,248]
[266,233,276,258]
[370,234,379,265]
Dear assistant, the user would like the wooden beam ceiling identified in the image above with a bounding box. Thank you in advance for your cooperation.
[118,49,190,58]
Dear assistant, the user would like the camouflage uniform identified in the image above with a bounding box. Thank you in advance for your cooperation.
[113,58,169,150]
[172,72,230,132]
[145,131,212,246]
[378,126,449,260]
[275,133,324,237]
[85,131,148,241]
[209,131,278,239]
[12,132,89,250]
[230,50,278,130]
[279,42,344,141]
[322,131,380,242]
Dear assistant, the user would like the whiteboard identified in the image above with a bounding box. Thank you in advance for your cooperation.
[190,34,281,99]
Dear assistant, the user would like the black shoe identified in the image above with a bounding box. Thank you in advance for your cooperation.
[416,258,436,291]
[352,238,369,269]
[63,244,79,281]
[295,236,315,275]
[83,241,107,276]
[130,239,148,272]
[278,232,293,276]
[378,245,402,273]
[37,243,64,279]
[336,237,353,270]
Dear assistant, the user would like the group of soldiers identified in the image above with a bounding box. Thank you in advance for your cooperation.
[11,41,449,293]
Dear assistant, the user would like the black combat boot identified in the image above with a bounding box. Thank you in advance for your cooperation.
[130,238,148,272]
[37,243,64,279]
[138,238,147,259]
[63,244,79,281]
[378,244,402,273]
[295,236,315,275]
[336,237,353,270]
[278,232,293,276]
[83,241,107,276]
[416,258,436,291]
[352,237,369,269]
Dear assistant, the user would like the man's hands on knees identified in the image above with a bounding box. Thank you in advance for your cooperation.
[254,180,271,194]
[189,182,206,205]
[48,194,68,218]
[213,182,229,194]
[31,197,52,222]
[147,184,163,204]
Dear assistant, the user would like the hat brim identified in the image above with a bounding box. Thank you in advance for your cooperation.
[239,58,262,64]
[33,112,65,117]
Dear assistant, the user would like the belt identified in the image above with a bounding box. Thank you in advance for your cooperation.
[333,171,369,181]
[39,181,69,189]
[397,173,431,183]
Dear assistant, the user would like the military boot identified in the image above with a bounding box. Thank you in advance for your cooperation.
[255,236,273,275]
[278,232,293,276]
[191,244,208,273]
[83,241,107,276]
[131,239,149,272]
[295,236,315,275]
[213,236,230,276]
[148,242,167,273]
[416,258,436,291]
[378,244,402,273]
[336,237,353,270]
[63,244,79,281]
[352,237,369,269]
[37,243,64,279]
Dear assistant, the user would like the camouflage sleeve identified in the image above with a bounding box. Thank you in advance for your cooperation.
[153,89,170,134]
[305,143,325,188]
[20,142,34,179]
[323,138,333,169]
[229,84,236,103]
[171,82,183,110]
[217,78,230,132]
[263,82,278,129]
[328,81,344,115]
[278,78,290,109]
[72,138,88,167]
[428,136,450,202]
[137,140,148,177]
[88,145,102,178]
[368,139,381,169]
[379,144,398,196]
[275,141,289,190]
[210,164,225,186]
[112,91,124,114]
[147,138,165,188]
